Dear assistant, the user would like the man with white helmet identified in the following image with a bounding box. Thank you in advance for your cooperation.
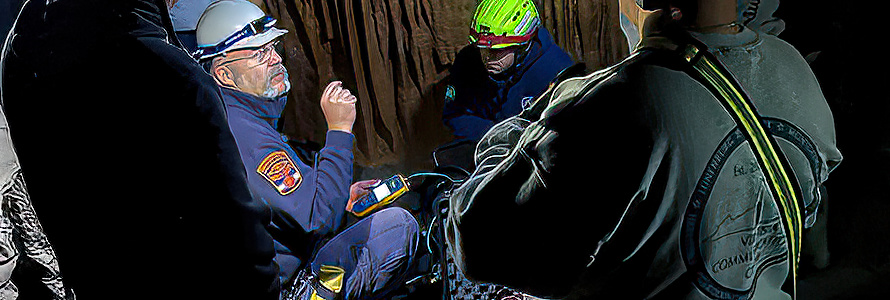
[195,1,419,299]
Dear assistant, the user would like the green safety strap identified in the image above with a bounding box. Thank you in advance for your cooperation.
[681,43,803,298]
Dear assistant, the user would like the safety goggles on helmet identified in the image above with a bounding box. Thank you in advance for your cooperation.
[193,16,277,60]
[469,27,537,49]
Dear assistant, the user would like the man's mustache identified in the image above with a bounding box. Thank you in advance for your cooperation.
[271,64,289,80]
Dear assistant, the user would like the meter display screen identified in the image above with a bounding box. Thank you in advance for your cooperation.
[372,184,391,201]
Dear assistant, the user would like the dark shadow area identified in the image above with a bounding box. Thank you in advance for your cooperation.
[778,0,890,298]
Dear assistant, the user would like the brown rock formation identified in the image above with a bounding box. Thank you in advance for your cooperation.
[259,0,627,175]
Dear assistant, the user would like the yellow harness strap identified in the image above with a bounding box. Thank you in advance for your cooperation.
[682,43,803,298]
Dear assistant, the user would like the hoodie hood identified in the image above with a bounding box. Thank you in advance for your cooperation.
[41,0,184,48]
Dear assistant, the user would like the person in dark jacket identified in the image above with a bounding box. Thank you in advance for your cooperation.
[446,0,842,299]
[0,108,71,300]
[1,0,279,298]
[193,1,419,299]
[442,0,573,141]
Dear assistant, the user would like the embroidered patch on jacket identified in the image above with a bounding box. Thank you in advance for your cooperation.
[257,150,302,195]
[445,85,456,103]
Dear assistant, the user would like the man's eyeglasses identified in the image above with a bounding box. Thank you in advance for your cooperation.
[217,41,282,67]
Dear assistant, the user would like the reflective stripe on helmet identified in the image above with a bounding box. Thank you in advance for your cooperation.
[470,26,537,49]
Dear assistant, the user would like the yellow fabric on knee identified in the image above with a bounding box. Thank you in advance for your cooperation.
[311,265,344,300]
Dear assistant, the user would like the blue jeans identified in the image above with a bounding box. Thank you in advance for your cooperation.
[309,207,419,300]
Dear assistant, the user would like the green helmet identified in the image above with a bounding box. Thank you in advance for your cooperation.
[470,0,541,49]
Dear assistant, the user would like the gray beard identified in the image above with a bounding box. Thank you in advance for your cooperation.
[263,71,291,98]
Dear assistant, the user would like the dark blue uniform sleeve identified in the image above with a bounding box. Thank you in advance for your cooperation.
[443,45,501,140]
[248,130,354,239]
[443,80,499,140]
[444,113,496,141]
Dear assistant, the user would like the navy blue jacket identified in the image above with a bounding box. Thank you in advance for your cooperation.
[221,87,354,284]
[443,28,573,140]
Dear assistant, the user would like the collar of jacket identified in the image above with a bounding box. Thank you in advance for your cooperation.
[220,86,288,121]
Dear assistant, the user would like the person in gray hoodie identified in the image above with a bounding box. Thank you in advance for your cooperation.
[447,0,842,299]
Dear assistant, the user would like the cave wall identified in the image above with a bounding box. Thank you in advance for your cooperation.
[258,0,628,174]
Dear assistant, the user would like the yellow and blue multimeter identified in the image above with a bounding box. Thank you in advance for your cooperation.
[351,175,409,217]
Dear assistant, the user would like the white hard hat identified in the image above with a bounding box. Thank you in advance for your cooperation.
[193,0,288,60]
